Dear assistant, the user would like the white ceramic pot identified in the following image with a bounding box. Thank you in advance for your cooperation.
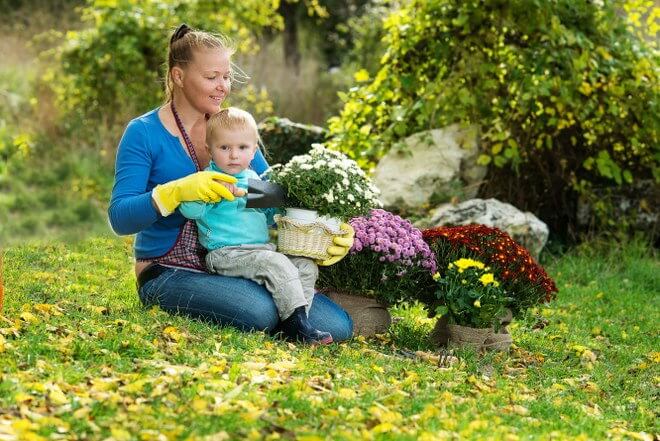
[317,215,342,233]
[285,208,318,224]
[285,208,342,233]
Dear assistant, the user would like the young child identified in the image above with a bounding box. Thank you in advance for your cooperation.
[179,107,333,345]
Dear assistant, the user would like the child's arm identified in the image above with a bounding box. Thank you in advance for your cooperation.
[261,207,281,227]
[179,201,209,220]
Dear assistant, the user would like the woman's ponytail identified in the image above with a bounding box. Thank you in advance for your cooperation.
[170,23,191,46]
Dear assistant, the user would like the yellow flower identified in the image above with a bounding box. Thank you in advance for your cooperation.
[461,279,467,284]
[479,273,495,286]
[453,258,485,270]
[432,272,441,281]
[473,300,481,308]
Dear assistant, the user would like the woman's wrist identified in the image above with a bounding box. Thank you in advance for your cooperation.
[151,189,166,216]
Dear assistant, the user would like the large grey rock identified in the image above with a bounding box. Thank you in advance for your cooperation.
[425,198,549,259]
[373,125,486,211]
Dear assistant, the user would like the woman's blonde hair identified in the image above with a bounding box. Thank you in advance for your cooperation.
[165,24,241,102]
[207,107,264,152]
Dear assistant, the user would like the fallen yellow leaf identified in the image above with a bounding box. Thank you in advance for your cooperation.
[162,325,185,342]
[19,311,39,324]
[506,405,530,416]
[47,384,69,406]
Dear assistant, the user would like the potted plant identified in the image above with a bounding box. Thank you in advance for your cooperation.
[317,209,437,336]
[431,258,511,349]
[422,225,558,351]
[266,144,382,260]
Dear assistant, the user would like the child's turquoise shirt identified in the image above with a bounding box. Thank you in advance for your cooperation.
[179,161,276,251]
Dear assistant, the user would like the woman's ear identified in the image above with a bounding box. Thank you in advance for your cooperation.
[171,66,185,88]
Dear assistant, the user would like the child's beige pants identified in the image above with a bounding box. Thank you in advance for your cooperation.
[206,243,317,320]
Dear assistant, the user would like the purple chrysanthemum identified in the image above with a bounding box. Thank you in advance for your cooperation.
[349,209,437,274]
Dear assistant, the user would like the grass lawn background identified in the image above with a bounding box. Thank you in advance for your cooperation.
[0,235,658,440]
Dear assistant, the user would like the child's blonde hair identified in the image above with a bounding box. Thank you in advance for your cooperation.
[206,107,262,150]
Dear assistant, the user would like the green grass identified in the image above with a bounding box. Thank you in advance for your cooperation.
[1,237,657,440]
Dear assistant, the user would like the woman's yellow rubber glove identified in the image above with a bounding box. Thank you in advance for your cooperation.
[317,223,355,266]
[152,171,238,216]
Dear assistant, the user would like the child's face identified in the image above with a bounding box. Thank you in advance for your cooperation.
[208,126,258,175]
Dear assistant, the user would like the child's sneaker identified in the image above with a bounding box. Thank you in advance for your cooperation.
[280,306,333,345]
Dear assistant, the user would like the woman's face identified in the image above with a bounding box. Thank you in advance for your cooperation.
[177,48,232,115]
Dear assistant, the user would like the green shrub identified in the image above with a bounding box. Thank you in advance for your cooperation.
[258,116,327,165]
[45,0,282,128]
[327,0,659,236]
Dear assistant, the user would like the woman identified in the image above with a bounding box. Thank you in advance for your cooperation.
[108,24,354,341]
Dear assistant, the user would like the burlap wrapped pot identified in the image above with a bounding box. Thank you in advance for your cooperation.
[430,309,514,352]
[322,290,391,337]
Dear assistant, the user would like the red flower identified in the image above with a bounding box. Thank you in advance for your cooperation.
[422,224,558,316]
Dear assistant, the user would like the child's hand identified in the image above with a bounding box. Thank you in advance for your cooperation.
[219,182,247,197]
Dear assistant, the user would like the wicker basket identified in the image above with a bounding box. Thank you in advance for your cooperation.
[274,214,346,260]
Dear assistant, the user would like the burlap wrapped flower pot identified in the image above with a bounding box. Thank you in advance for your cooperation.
[482,328,513,351]
[322,290,391,337]
[482,308,513,351]
[447,323,493,350]
[430,309,513,352]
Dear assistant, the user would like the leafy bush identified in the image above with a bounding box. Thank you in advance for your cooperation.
[258,116,326,166]
[45,0,282,128]
[327,0,659,236]
[341,0,394,74]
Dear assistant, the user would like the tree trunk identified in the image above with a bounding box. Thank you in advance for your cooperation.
[279,1,301,74]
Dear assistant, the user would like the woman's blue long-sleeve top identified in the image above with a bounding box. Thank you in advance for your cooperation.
[108,108,269,259]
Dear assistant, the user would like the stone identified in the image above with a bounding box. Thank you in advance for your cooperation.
[372,125,486,212]
[425,198,549,259]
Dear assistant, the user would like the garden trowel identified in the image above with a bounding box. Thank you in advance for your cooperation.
[246,179,288,208]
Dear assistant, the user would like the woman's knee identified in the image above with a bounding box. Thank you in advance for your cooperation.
[331,314,354,342]
[308,293,354,342]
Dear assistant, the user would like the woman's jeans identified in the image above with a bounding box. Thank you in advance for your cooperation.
[138,267,353,342]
